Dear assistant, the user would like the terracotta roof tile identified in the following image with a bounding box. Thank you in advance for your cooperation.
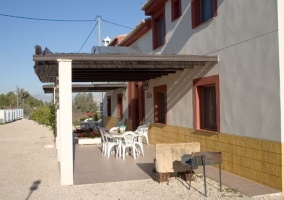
[117,18,151,46]
[141,0,156,10]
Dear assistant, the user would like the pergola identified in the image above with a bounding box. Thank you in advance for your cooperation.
[33,47,218,185]
[34,53,218,83]
[42,83,127,94]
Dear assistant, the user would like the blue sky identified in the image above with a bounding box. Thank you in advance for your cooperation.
[0,0,146,101]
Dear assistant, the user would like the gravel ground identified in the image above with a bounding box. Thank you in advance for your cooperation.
[0,119,283,200]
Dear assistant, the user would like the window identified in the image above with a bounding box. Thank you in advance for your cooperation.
[193,75,220,132]
[107,96,111,116]
[171,0,181,21]
[117,94,123,118]
[202,85,216,130]
[154,85,167,124]
[158,17,164,47]
[191,0,217,28]
[152,6,165,49]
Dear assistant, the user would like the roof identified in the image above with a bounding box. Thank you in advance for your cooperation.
[33,46,218,83]
[108,35,127,46]
[91,46,140,54]
[141,0,168,15]
[42,83,127,93]
[117,18,151,46]
[141,0,156,10]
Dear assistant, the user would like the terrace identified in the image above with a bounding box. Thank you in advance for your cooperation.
[73,141,280,197]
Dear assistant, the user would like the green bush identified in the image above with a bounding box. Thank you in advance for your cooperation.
[30,105,50,125]
[73,119,80,126]
[48,104,56,138]
[30,103,56,138]
[94,112,100,121]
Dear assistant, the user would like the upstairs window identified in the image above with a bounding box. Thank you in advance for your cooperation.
[171,0,181,21]
[201,0,214,22]
[191,0,217,28]
[152,6,165,50]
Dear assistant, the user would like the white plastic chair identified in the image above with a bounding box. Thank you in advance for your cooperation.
[134,133,144,157]
[99,129,107,156]
[121,131,137,160]
[135,123,150,145]
[101,129,120,158]
[95,119,102,127]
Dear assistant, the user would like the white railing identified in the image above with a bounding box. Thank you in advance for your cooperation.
[0,109,23,124]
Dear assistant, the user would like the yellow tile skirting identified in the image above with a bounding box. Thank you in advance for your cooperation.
[148,123,282,191]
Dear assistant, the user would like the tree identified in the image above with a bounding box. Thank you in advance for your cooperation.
[0,94,8,109]
[72,92,98,113]
[86,93,95,112]
[0,88,44,116]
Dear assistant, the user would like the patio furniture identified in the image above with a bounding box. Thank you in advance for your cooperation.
[80,119,91,129]
[80,119,97,129]
[109,127,119,134]
[95,119,102,127]
[181,152,222,197]
[101,129,120,158]
[134,132,144,157]
[99,129,107,156]
[121,131,137,160]
[135,122,150,145]
[109,125,126,134]
[103,130,124,158]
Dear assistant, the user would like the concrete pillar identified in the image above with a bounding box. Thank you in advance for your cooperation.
[128,82,137,130]
[56,100,60,161]
[58,59,73,185]
[55,82,61,161]
[138,82,144,125]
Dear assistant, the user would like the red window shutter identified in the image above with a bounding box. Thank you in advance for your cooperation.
[191,0,201,28]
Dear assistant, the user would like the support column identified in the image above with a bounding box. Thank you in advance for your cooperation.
[129,82,137,130]
[54,78,61,161]
[55,87,60,161]
[58,59,73,185]
[138,82,144,125]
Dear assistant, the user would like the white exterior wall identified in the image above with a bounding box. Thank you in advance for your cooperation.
[278,0,284,143]
[130,30,153,54]
[103,88,129,119]
[134,0,281,141]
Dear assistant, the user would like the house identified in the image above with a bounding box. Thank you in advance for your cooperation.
[33,0,284,195]
[102,0,284,193]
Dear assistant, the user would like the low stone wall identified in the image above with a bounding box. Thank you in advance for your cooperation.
[155,142,200,173]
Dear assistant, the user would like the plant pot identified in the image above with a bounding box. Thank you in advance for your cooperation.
[78,137,101,145]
